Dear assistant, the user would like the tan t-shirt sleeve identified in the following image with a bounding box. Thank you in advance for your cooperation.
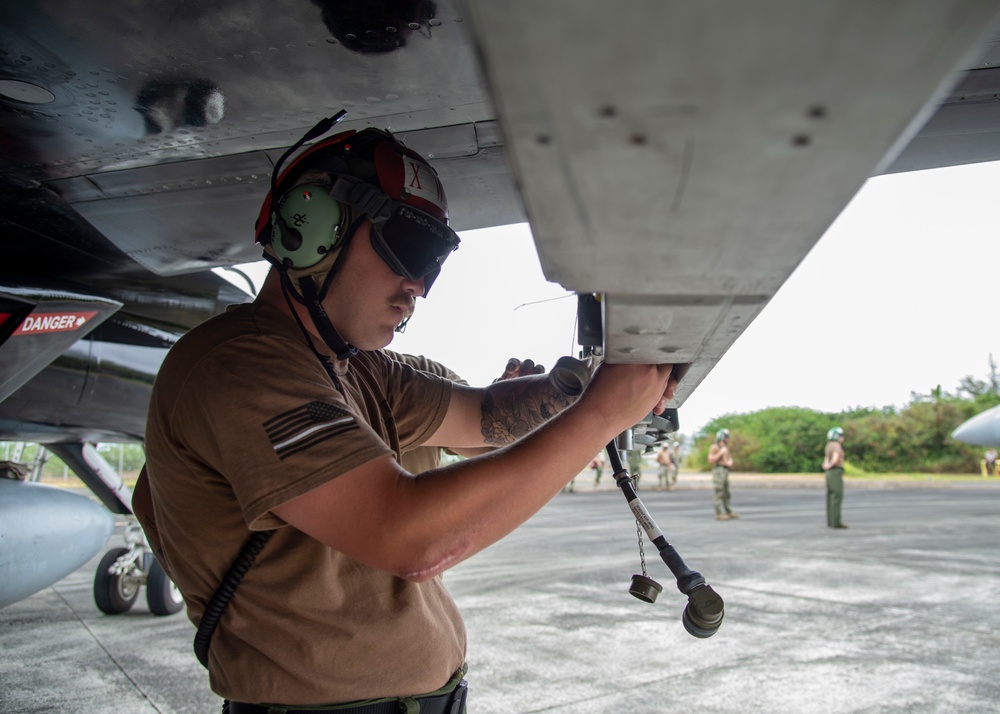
[175,335,395,530]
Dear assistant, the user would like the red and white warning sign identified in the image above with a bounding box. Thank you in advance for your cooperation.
[12,311,99,336]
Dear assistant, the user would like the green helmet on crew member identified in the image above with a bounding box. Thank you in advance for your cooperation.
[827,427,845,441]
[716,428,730,442]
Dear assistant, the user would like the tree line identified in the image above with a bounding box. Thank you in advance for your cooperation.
[4,362,999,478]
[686,360,1000,474]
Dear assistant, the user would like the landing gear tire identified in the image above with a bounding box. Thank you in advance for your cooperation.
[146,558,184,616]
[94,547,139,615]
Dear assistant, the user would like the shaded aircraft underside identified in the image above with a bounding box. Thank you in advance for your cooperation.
[1,0,1000,607]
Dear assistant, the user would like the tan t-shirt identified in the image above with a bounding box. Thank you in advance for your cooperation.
[387,352,465,474]
[144,301,465,705]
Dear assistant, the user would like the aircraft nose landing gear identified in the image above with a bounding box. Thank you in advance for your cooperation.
[94,545,140,614]
[93,522,183,616]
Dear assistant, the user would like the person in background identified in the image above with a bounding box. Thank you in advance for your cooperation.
[589,451,606,490]
[823,427,848,529]
[628,448,644,489]
[708,429,738,521]
[985,447,997,477]
[656,444,674,491]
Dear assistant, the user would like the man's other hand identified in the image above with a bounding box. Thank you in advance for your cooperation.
[495,357,546,382]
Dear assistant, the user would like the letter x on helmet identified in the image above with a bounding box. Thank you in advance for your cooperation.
[255,111,460,293]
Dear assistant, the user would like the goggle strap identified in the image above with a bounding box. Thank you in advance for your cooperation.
[328,177,394,222]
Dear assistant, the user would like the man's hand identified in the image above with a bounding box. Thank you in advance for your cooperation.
[495,357,545,382]
[584,363,677,429]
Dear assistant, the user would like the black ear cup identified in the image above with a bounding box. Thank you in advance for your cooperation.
[271,184,344,269]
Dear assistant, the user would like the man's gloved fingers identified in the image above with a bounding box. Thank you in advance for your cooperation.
[496,357,545,382]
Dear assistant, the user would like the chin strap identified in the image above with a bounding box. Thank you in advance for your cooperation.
[295,273,357,361]
[262,248,358,363]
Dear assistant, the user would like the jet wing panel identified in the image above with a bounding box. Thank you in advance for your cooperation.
[0,283,122,403]
[58,121,525,277]
[468,1,1000,406]
[882,66,1000,174]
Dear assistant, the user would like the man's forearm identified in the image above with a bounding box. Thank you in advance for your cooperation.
[479,374,576,446]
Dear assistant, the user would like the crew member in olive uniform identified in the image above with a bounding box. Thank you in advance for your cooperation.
[823,427,848,529]
[628,448,644,489]
[708,429,738,520]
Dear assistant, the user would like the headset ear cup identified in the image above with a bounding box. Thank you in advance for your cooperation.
[271,184,344,268]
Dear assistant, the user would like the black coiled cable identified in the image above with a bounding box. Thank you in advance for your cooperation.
[193,530,274,668]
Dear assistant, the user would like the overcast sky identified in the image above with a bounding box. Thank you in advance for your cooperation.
[227,159,1000,441]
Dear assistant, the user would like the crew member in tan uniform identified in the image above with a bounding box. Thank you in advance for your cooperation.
[656,445,675,491]
[133,119,676,713]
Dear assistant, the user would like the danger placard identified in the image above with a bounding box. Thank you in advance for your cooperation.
[13,311,99,336]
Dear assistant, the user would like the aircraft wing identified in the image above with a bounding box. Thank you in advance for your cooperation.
[2,0,1000,611]
[4,0,999,420]
[468,1,1000,404]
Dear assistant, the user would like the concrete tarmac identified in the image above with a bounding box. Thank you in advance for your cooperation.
[2,475,999,713]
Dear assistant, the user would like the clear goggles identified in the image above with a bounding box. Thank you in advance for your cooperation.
[329,175,460,292]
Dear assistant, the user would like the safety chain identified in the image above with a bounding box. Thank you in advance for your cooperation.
[633,474,648,577]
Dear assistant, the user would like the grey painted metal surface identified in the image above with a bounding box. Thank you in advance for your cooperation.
[2,480,998,713]
[467,1,1000,406]
[953,404,1000,446]
[0,479,113,608]
[3,0,1000,372]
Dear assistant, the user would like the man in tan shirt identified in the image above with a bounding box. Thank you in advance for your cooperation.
[134,119,677,712]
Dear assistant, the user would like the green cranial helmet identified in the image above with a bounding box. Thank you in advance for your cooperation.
[716,428,731,442]
[828,427,845,441]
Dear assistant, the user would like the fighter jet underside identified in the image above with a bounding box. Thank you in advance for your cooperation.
[3,1,999,416]
[2,0,1000,608]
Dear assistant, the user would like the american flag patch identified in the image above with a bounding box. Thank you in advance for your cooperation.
[263,401,358,460]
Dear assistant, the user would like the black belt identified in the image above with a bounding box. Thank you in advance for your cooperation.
[225,680,467,714]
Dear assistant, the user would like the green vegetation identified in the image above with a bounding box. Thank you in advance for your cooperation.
[687,359,1000,474]
[5,361,999,479]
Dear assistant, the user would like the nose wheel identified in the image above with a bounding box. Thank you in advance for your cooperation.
[146,557,184,615]
[94,546,140,614]
[93,522,183,616]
